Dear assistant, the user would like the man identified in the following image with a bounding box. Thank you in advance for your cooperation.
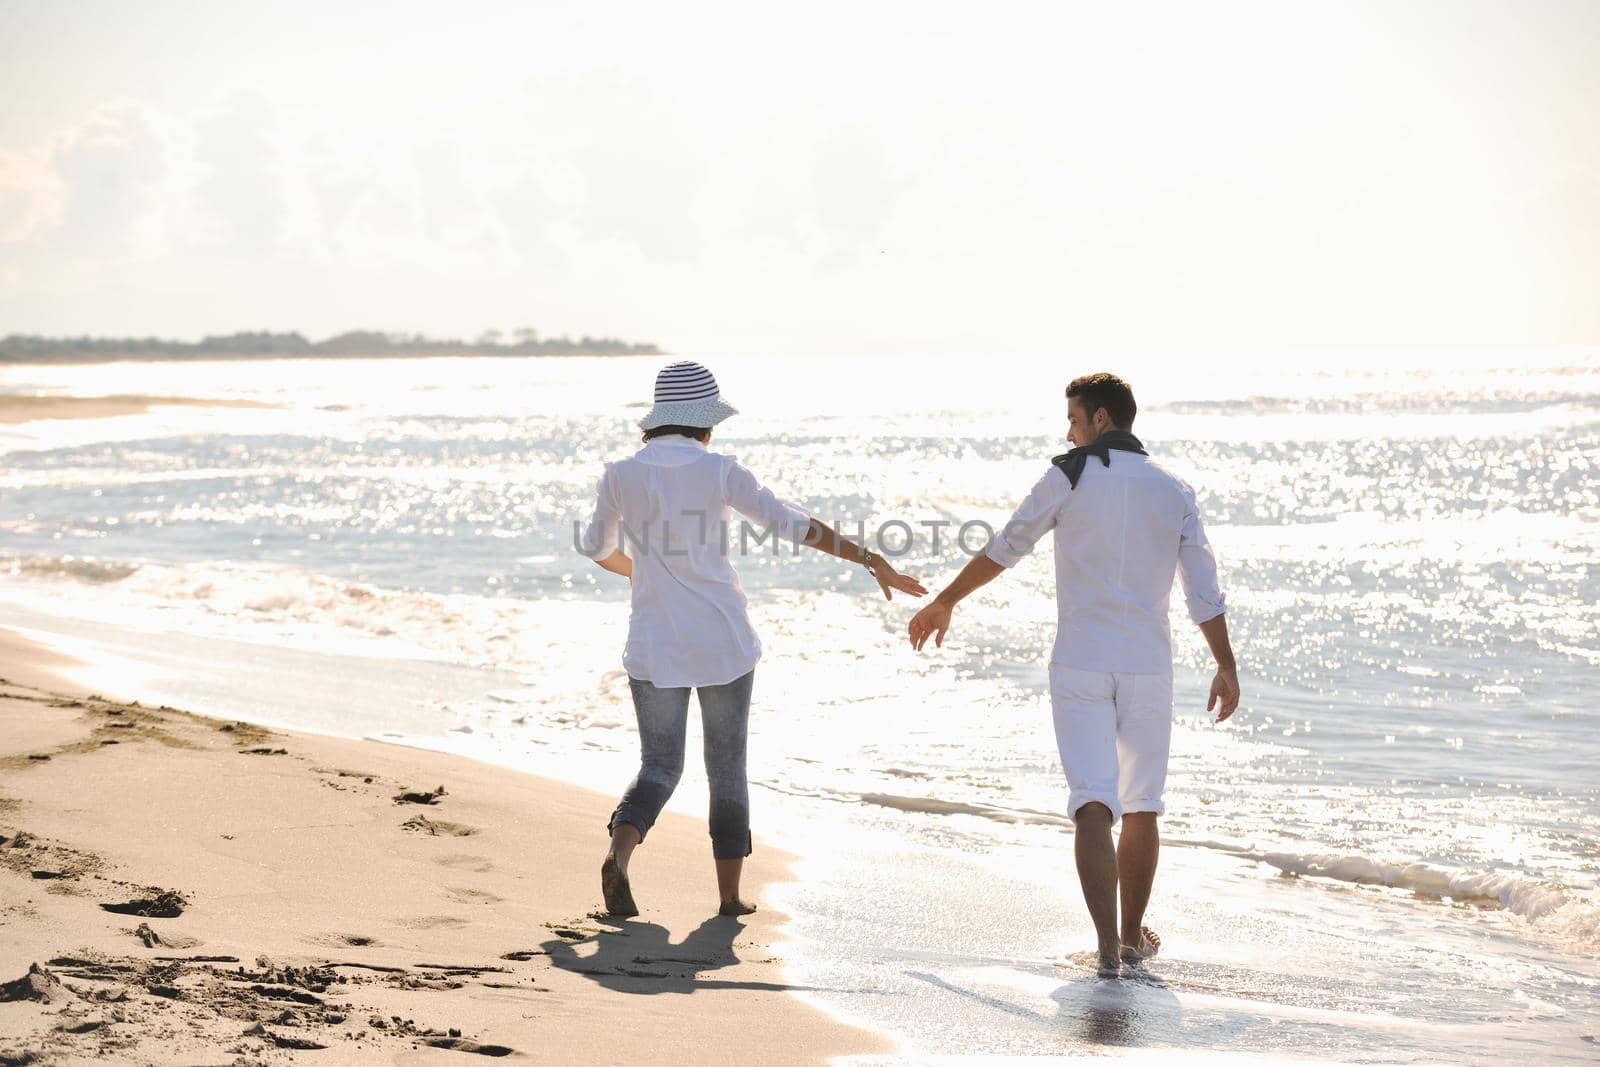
[908,372,1239,977]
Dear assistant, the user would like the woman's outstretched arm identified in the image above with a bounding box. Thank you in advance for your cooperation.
[802,518,928,601]
[724,459,925,601]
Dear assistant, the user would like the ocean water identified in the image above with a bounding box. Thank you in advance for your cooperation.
[2,352,1597,1062]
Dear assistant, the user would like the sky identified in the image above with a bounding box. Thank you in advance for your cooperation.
[1,0,1598,357]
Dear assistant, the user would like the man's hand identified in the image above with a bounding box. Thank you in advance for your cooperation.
[907,556,1004,651]
[1196,615,1238,723]
[1207,667,1240,723]
[908,601,952,651]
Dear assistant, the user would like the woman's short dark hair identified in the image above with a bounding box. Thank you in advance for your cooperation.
[641,424,711,443]
[1065,372,1136,430]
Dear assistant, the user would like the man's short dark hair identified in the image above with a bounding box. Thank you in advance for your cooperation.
[641,424,712,443]
[1065,372,1136,430]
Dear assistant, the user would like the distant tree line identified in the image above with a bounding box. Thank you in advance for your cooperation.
[0,329,664,363]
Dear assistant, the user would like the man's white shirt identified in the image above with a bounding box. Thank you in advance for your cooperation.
[983,450,1226,675]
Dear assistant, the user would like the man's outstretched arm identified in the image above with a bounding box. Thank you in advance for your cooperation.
[1198,613,1239,723]
[908,554,1005,650]
[911,468,1064,652]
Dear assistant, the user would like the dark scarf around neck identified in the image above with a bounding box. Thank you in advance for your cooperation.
[1051,429,1147,489]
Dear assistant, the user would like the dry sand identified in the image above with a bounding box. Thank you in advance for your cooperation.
[0,631,891,1065]
[0,395,277,424]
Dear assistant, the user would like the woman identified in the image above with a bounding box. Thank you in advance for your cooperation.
[577,360,925,917]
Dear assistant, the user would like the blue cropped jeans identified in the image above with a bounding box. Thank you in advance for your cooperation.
[608,670,754,860]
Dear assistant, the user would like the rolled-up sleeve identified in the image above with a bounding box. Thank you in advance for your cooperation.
[577,464,622,560]
[1177,485,1227,623]
[724,459,812,547]
[984,468,1067,568]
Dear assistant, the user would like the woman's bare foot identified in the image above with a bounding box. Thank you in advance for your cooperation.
[601,856,638,917]
[1120,926,1160,962]
[718,898,757,917]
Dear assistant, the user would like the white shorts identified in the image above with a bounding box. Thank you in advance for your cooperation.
[1048,665,1174,823]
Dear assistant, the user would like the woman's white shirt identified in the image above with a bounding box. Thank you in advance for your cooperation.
[578,435,813,688]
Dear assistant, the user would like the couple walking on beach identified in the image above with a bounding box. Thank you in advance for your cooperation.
[577,361,1239,976]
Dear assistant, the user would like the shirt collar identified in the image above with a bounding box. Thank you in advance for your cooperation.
[643,434,708,451]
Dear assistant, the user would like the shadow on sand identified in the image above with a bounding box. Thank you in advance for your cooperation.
[540,915,824,996]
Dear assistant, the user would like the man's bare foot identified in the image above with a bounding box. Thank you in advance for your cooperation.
[601,856,638,917]
[718,898,757,917]
[1096,934,1123,978]
[1120,926,1160,962]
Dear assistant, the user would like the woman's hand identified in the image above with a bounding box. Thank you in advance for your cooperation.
[867,555,927,601]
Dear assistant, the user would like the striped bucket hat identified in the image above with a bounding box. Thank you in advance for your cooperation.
[637,360,740,430]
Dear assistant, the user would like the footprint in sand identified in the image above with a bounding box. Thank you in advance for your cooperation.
[132,922,199,949]
[433,854,495,873]
[218,721,276,746]
[396,915,471,930]
[307,932,381,949]
[56,1017,107,1034]
[312,767,377,783]
[446,887,505,905]
[100,890,186,918]
[400,814,479,837]
[423,1036,515,1057]
[1,963,71,1004]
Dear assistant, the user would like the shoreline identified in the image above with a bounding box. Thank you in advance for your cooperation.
[0,395,280,425]
[0,352,658,368]
[0,629,893,1064]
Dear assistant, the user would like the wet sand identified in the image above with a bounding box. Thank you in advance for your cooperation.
[0,395,277,424]
[0,631,892,1064]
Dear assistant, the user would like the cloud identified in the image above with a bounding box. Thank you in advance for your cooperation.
[0,148,64,243]
[809,126,913,272]
[524,73,705,264]
[193,91,286,255]
[46,102,191,259]
[3,0,1598,356]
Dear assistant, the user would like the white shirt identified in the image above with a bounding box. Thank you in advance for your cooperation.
[577,435,813,688]
[983,450,1226,675]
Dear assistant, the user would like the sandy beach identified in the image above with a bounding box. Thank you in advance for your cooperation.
[0,630,891,1065]
[0,395,277,425]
